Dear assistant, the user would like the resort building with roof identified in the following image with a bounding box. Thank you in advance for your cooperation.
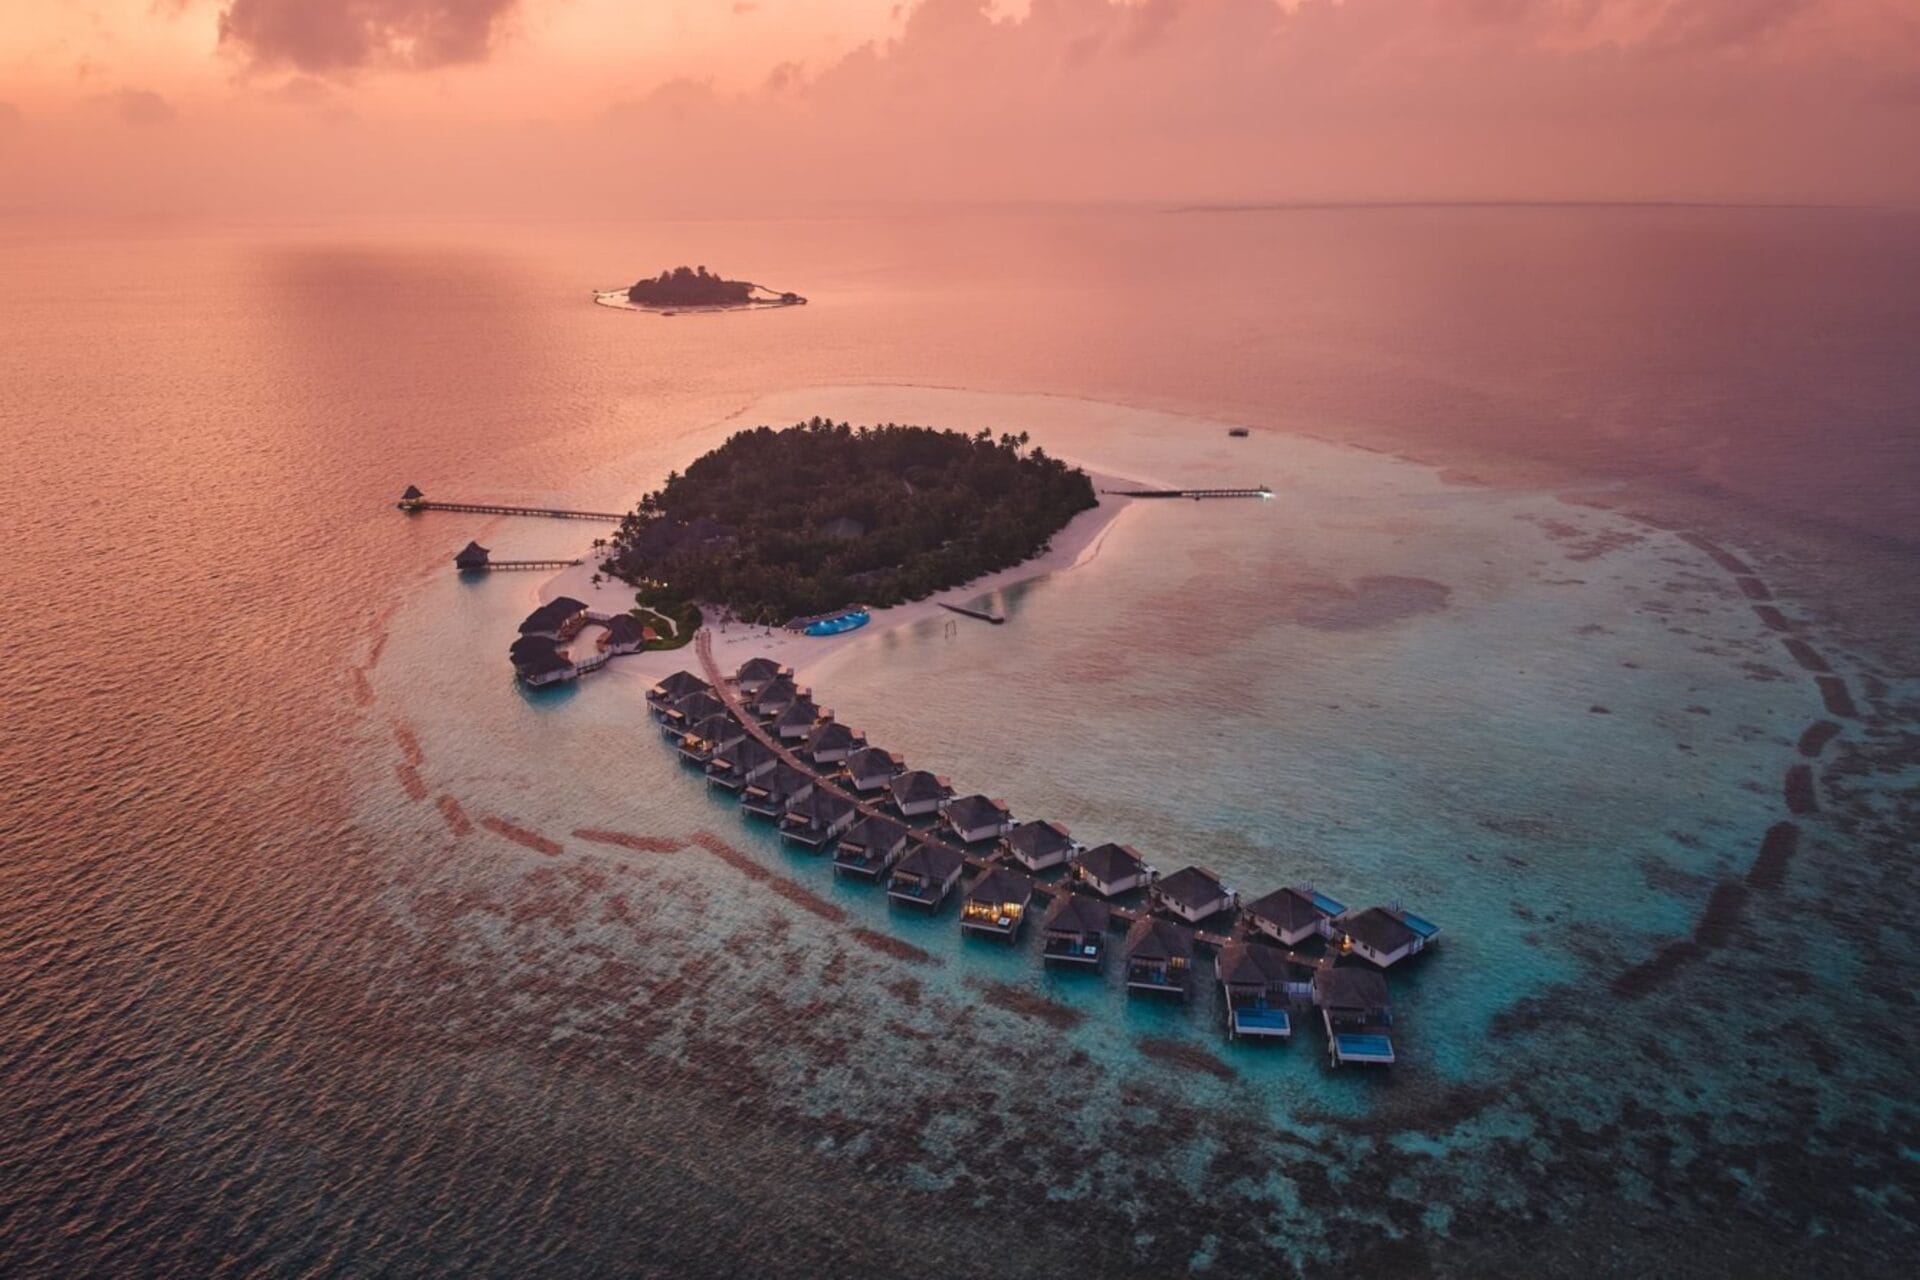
[1243,886,1344,947]
[1039,892,1110,966]
[1338,906,1440,968]
[732,656,792,696]
[887,770,954,819]
[1071,843,1156,897]
[1314,967,1395,1066]
[661,690,729,739]
[887,842,968,909]
[517,596,589,640]
[779,789,858,850]
[647,670,709,711]
[600,614,647,655]
[676,712,745,764]
[1123,917,1195,995]
[774,696,825,741]
[1217,942,1313,1040]
[804,721,866,765]
[959,866,1034,939]
[508,635,575,686]
[833,813,910,879]
[843,747,905,793]
[740,761,816,819]
[942,794,1013,844]
[1150,866,1236,924]
[705,738,776,791]
[749,675,803,719]
[1001,820,1079,873]
[454,541,490,571]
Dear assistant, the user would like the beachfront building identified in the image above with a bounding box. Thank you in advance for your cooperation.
[1151,866,1236,924]
[804,721,867,765]
[1338,906,1441,968]
[779,789,858,850]
[843,747,905,793]
[1072,843,1156,898]
[600,614,647,655]
[774,696,825,741]
[1001,820,1079,873]
[1314,967,1395,1066]
[1122,917,1195,995]
[1039,892,1110,966]
[741,762,816,819]
[887,842,967,909]
[942,794,1013,845]
[706,738,776,791]
[833,813,910,879]
[888,770,954,819]
[1243,886,1344,947]
[750,675,803,719]
[517,596,589,641]
[732,656,792,696]
[959,866,1034,939]
[648,670,709,712]
[508,635,574,686]
[1217,942,1313,1041]
[661,690,729,739]
[454,541,490,571]
[677,712,745,765]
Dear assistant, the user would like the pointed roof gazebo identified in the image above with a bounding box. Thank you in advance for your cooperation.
[400,485,425,507]
[453,541,490,571]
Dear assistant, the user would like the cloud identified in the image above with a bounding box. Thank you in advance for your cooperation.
[95,88,177,127]
[217,0,525,74]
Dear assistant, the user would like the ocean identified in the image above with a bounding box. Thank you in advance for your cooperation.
[2,206,1916,1277]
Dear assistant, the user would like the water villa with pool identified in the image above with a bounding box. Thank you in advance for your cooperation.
[648,670,709,709]
[843,746,905,793]
[779,789,858,850]
[706,738,776,791]
[887,842,968,909]
[1073,843,1156,897]
[1243,886,1343,947]
[1040,893,1110,966]
[833,813,910,879]
[888,770,954,819]
[677,712,746,764]
[1314,967,1396,1067]
[1338,905,1442,968]
[959,866,1035,939]
[742,761,816,818]
[1217,942,1313,1041]
[942,794,1014,845]
[1151,866,1237,924]
[1123,917,1196,996]
[1002,820,1079,873]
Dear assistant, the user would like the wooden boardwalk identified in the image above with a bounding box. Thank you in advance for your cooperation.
[403,499,624,521]
[1101,486,1272,500]
[458,558,581,572]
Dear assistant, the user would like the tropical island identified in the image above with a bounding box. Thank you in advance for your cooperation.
[607,265,806,312]
[601,419,1099,625]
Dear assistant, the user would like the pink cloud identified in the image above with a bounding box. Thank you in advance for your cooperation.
[217,0,524,74]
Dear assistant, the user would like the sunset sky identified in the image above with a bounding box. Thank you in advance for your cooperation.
[3,0,1917,215]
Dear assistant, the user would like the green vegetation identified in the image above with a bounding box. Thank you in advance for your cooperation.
[630,586,701,651]
[606,419,1098,624]
[627,266,753,308]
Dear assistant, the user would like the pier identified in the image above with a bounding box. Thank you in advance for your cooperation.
[1101,486,1273,500]
[454,543,582,573]
[937,602,1006,625]
[399,486,624,522]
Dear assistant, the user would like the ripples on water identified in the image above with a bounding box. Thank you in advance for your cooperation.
[2,210,1916,1277]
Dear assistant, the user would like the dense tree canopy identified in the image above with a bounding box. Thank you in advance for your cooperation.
[605,419,1099,623]
[627,265,753,307]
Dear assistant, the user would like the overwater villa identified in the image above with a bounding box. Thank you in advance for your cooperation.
[518,596,589,640]
[741,761,816,818]
[705,738,776,791]
[1122,917,1195,995]
[886,841,968,909]
[647,669,709,711]
[676,712,745,764]
[661,689,729,739]
[1072,843,1156,897]
[804,720,867,765]
[843,746,905,793]
[779,789,858,850]
[1217,942,1314,1041]
[1243,886,1344,947]
[959,866,1034,939]
[1338,906,1441,968]
[942,794,1014,844]
[888,770,954,819]
[749,675,803,719]
[508,634,574,686]
[1039,892,1110,966]
[454,541,490,571]
[833,813,910,878]
[600,614,648,655]
[1001,820,1079,873]
[1150,866,1236,924]
[732,656,792,696]
[1313,967,1395,1066]
[774,696,825,741]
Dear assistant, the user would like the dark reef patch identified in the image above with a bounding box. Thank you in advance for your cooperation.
[1815,675,1859,718]
[1752,604,1793,632]
[481,815,563,856]
[1678,532,1754,575]
[1745,822,1801,891]
[1797,720,1843,757]
[1136,1036,1237,1080]
[1280,575,1451,631]
[1782,638,1832,673]
[573,828,687,854]
[971,980,1084,1030]
[1735,576,1773,601]
[852,928,936,966]
[1783,765,1819,815]
[435,794,472,837]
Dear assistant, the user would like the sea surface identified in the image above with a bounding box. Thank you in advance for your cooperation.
[2,206,1917,1277]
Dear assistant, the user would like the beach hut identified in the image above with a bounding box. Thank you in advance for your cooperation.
[1243,886,1343,947]
[887,771,954,819]
[601,614,646,655]
[843,747,905,793]
[705,738,776,791]
[732,656,792,696]
[661,690,728,739]
[1001,820,1079,873]
[647,670,709,711]
[508,635,574,686]
[779,789,858,850]
[1217,942,1312,1040]
[804,720,866,765]
[517,596,589,640]
[1039,892,1110,966]
[1071,843,1156,897]
[1313,967,1395,1066]
[750,675,802,719]
[676,712,745,764]
[399,485,425,508]
[833,813,910,879]
[959,866,1034,939]
[1151,866,1236,924]
[941,794,1013,844]
[887,842,967,909]
[1122,917,1195,995]
[774,696,825,741]
[1337,906,1439,968]
[453,541,490,571]
[741,761,816,819]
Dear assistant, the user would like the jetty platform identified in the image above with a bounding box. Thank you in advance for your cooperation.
[1101,486,1273,500]
[399,485,623,522]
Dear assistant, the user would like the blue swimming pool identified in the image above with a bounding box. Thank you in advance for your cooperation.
[805,610,871,637]
[1311,891,1347,917]
[1401,912,1441,939]
[1336,1033,1395,1060]
[1236,1008,1291,1033]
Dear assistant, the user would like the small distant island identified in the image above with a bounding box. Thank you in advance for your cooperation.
[603,419,1097,625]
[602,265,806,313]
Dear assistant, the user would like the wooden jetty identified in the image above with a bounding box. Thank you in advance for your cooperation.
[1102,486,1273,500]
[454,542,581,573]
[938,602,1006,625]
[400,486,623,522]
